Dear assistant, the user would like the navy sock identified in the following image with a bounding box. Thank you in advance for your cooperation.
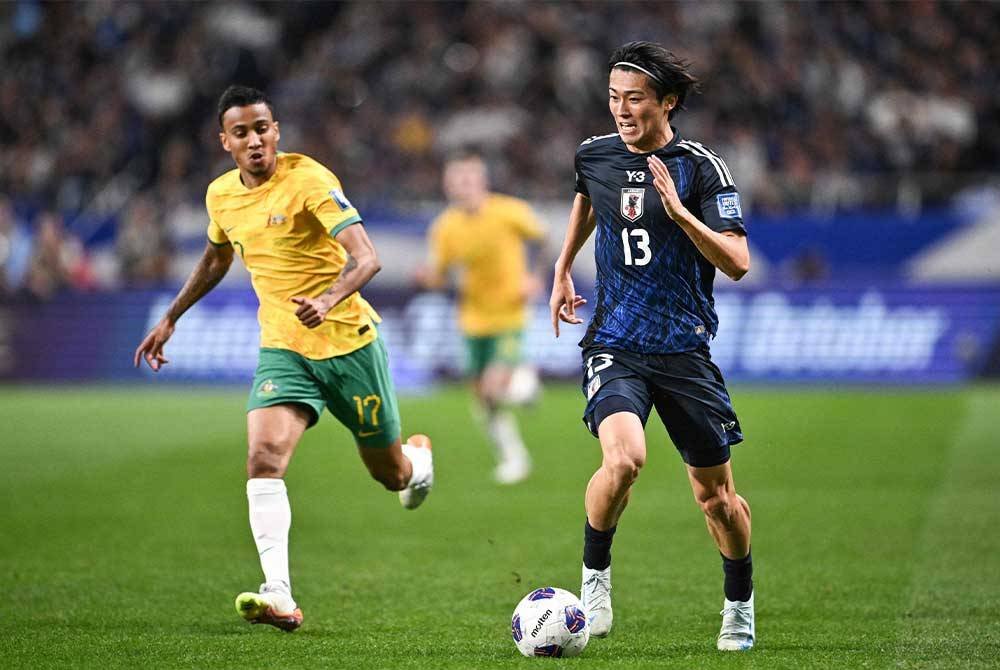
[721,549,753,602]
[583,521,616,570]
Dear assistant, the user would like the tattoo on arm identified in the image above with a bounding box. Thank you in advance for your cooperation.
[165,247,232,323]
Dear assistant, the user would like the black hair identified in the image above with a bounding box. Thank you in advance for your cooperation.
[217,85,275,128]
[608,41,700,119]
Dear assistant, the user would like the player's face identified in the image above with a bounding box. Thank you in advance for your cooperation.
[608,69,676,152]
[219,103,280,179]
[443,158,488,209]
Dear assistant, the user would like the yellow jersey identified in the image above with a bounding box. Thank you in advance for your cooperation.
[206,153,379,359]
[429,193,544,336]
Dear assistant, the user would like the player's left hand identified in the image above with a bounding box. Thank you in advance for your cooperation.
[291,296,331,328]
[647,155,687,221]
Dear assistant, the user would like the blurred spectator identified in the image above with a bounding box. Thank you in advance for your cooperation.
[0,197,33,297]
[24,211,95,300]
[786,247,831,284]
[0,0,997,295]
[117,194,173,286]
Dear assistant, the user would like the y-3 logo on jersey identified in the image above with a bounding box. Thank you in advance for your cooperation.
[626,170,646,182]
[620,188,644,222]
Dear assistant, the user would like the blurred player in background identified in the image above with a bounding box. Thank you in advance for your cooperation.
[416,152,545,484]
[550,42,755,650]
[134,86,434,631]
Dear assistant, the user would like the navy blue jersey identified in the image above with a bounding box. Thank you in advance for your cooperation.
[574,129,746,354]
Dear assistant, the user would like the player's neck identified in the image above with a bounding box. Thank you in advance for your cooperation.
[239,162,278,190]
[626,124,673,154]
[456,193,488,213]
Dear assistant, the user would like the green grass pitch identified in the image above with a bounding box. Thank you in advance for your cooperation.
[2,383,999,669]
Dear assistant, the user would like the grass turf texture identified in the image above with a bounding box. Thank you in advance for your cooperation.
[2,384,998,669]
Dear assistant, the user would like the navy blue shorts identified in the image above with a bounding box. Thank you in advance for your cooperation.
[580,345,743,468]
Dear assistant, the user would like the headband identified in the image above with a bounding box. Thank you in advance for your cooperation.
[613,61,662,84]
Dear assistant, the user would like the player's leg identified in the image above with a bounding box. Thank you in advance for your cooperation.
[236,349,325,631]
[320,334,434,509]
[580,406,647,637]
[650,347,753,650]
[687,462,754,651]
[474,331,531,484]
[358,433,434,509]
[578,349,654,637]
[237,402,316,631]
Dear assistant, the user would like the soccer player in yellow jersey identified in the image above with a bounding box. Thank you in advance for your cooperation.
[133,86,434,632]
[416,152,545,484]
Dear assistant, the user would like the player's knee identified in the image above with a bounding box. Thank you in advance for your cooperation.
[603,447,645,487]
[247,440,289,478]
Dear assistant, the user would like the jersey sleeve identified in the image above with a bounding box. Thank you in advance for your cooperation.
[205,191,230,246]
[304,169,363,237]
[427,216,452,275]
[694,153,746,235]
[574,149,590,198]
[508,198,545,241]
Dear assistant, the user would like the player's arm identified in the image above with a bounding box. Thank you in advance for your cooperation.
[133,240,234,371]
[413,216,451,291]
[549,193,595,336]
[291,224,381,329]
[517,202,549,301]
[647,154,749,281]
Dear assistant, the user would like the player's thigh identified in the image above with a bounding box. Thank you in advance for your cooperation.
[315,335,402,450]
[246,347,326,440]
[596,410,648,469]
[480,330,523,393]
[464,334,496,378]
[580,346,654,438]
[650,348,742,468]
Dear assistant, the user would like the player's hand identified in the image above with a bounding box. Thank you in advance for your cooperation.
[647,155,687,221]
[133,318,175,372]
[291,295,331,329]
[549,272,586,337]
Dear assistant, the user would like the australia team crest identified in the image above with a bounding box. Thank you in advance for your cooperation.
[620,188,644,222]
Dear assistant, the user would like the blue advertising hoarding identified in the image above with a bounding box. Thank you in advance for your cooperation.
[2,283,998,385]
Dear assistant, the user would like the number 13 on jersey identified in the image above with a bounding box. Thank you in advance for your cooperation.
[621,228,651,266]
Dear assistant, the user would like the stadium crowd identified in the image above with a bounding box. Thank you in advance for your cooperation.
[1,0,997,294]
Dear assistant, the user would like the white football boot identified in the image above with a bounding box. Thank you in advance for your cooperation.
[493,454,531,485]
[235,581,303,631]
[581,565,613,637]
[399,434,434,510]
[716,591,755,651]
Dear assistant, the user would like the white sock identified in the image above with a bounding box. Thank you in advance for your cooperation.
[246,478,293,598]
[487,409,530,464]
[401,442,433,489]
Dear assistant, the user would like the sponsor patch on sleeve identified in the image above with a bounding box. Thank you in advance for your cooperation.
[329,188,353,211]
[716,192,742,219]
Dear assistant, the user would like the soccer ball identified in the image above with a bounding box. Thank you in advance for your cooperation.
[511,587,590,658]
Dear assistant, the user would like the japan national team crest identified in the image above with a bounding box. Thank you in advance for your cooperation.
[620,188,645,222]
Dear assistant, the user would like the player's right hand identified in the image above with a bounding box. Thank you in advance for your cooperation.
[133,319,175,372]
[549,273,586,337]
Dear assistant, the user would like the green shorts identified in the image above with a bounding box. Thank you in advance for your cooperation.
[247,336,401,448]
[465,330,523,376]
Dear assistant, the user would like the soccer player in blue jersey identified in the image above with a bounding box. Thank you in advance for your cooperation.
[549,41,755,651]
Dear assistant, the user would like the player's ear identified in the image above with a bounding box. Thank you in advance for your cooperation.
[273,121,280,144]
[219,131,230,152]
[662,93,678,114]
